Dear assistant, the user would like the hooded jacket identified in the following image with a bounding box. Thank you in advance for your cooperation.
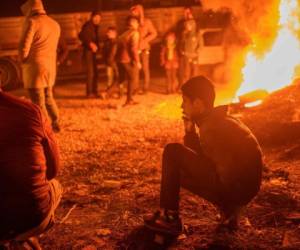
[131,5,157,51]
[184,106,263,206]
[19,0,61,89]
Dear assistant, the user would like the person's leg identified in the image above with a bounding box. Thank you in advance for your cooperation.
[28,88,48,119]
[178,56,185,90]
[166,68,172,94]
[12,179,63,247]
[191,62,199,78]
[48,179,63,214]
[145,143,220,234]
[141,50,150,93]
[122,63,133,104]
[44,87,60,131]
[92,54,98,96]
[106,66,114,87]
[183,59,192,84]
[85,51,94,97]
[160,143,220,211]
[171,68,178,93]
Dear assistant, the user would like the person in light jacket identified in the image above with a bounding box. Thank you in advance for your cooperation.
[130,4,157,94]
[19,0,61,132]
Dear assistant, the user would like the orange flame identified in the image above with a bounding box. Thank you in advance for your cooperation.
[237,0,300,96]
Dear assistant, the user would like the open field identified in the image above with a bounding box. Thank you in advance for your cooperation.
[11,82,300,249]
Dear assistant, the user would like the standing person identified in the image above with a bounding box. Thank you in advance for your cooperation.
[160,32,179,94]
[144,76,263,235]
[176,6,195,89]
[0,74,62,249]
[118,16,141,106]
[179,19,200,88]
[19,0,61,132]
[176,6,195,38]
[103,26,121,98]
[130,4,157,94]
[79,11,102,98]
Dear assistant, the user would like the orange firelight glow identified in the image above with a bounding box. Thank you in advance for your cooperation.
[237,0,300,97]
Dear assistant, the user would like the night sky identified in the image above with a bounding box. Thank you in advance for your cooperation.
[0,0,200,17]
[0,0,99,17]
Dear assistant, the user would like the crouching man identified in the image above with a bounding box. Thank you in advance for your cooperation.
[145,76,263,235]
[0,80,62,248]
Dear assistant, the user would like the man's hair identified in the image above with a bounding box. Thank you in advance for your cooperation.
[126,16,139,25]
[181,76,215,108]
[107,26,117,32]
[91,10,101,18]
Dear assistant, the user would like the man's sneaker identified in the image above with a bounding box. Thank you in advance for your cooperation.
[144,211,183,236]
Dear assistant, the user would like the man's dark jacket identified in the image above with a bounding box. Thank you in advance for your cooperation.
[0,91,60,238]
[184,106,263,209]
[78,20,100,51]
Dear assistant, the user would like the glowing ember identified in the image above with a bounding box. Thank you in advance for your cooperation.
[237,0,300,96]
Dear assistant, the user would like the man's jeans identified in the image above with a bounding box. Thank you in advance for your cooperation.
[122,63,139,102]
[28,87,59,125]
[140,50,150,92]
[85,50,98,96]
[160,143,260,216]
[160,143,221,212]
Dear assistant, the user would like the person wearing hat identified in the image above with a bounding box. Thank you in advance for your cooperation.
[79,11,102,99]
[144,76,263,235]
[130,4,157,94]
[0,65,62,249]
[19,0,61,132]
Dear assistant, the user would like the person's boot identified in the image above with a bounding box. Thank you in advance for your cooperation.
[26,237,42,250]
[144,210,183,236]
[52,121,61,133]
[123,99,138,107]
[217,206,244,231]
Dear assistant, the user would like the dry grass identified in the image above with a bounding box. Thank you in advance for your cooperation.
[12,82,299,249]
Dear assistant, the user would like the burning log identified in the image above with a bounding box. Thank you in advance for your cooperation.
[238,89,269,105]
[230,89,269,112]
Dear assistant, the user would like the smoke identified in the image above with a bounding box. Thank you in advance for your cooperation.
[201,0,281,97]
[202,0,280,51]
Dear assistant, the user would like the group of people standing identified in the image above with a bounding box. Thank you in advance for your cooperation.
[79,4,158,105]
[78,5,208,105]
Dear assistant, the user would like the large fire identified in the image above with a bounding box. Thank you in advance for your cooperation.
[237,0,300,97]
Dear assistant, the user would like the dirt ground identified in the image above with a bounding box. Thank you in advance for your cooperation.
[12,81,300,249]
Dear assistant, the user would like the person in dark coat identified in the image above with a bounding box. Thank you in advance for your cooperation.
[79,11,101,98]
[144,76,263,236]
[0,76,62,248]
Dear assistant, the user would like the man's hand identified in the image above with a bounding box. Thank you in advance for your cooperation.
[89,42,98,53]
[136,61,142,70]
[183,116,196,133]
